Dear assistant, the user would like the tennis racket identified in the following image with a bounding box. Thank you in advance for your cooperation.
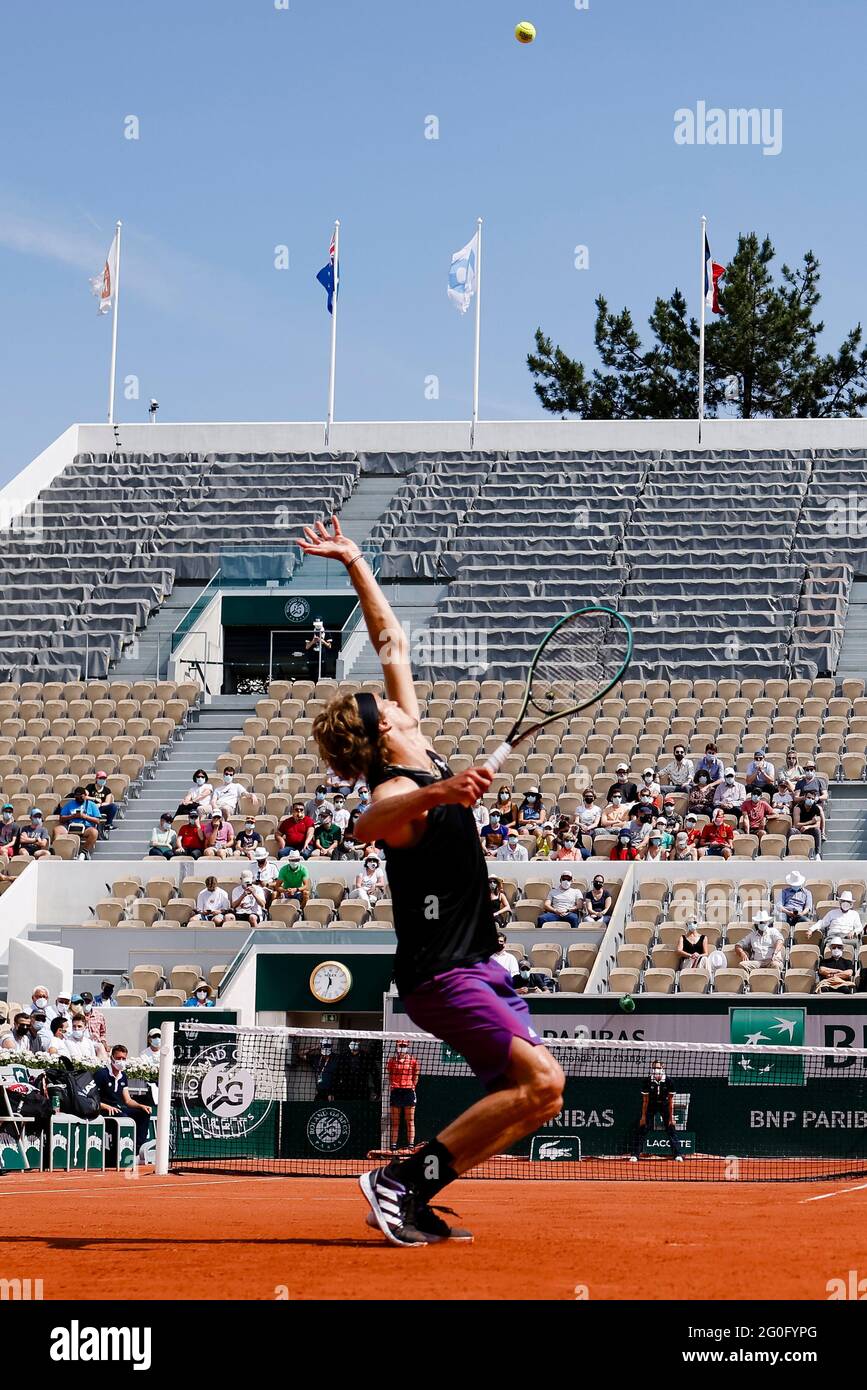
[483,604,633,774]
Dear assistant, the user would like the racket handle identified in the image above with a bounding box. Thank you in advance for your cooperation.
[483,741,513,774]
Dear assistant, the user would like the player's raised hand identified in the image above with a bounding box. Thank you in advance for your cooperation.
[434,767,494,808]
[297,515,360,566]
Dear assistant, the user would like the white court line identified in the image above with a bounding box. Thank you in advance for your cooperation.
[801,1181,867,1202]
[0,1177,289,1199]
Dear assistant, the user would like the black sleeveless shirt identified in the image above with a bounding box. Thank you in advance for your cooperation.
[370,751,498,996]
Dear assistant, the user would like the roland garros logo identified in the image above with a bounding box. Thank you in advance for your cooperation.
[180,1043,274,1139]
[306,1107,351,1154]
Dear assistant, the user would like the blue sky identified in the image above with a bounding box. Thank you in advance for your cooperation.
[0,0,865,481]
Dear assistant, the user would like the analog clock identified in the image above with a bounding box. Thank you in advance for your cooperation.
[309,960,352,1003]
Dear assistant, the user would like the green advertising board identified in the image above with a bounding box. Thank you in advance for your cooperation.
[728,1007,806,1086]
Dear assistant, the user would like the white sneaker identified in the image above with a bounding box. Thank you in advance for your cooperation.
[628,1155,638,1163]
[78,852,87,861]
[674,1155,684,1163]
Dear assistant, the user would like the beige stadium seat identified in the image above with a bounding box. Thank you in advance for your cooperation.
[163,900,196,926]
[208,964,228,992]
[512,900,541,924]
[524,880,552,902]
[617,945,647,970]
[129,965,163,997]
[112,878,143,901]
[267,901,301,927]
[643,968,675,995]
[789,944,820,970]
[153,989,187,1007]
[713,969,746,994]
[314,879,345,907]
[303,899,335,926]
[557,968,589,994]
[145,879,176,906]
[116,989,147,1007]
[373,900,394,924]
[748,969,781,994]
[630,900,663,925]
[624,923,654,948]
[180,878,207,902]
[53,835,81,860]
[170,966,201,997]
[733,834,758,858]
[130,900,162,927]
[93,898,126,926]
[784,969,815,994]
[608,967,640,994]
[677,968,709,994]
[758,835,787,859]
[650,945,680,971]
[530,943,562,974]
[337,900,370,926]
[566,943,597,971]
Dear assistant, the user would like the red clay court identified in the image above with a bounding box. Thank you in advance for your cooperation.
[4,1169,865,1301]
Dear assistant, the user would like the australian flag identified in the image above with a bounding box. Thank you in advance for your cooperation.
[316,231,338,315]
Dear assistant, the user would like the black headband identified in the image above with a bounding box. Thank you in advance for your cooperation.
[355,692,381,751]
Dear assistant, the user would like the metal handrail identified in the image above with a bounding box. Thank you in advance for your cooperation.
[171,570,221,653]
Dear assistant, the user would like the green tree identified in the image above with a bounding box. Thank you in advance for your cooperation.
[528,233,867,419]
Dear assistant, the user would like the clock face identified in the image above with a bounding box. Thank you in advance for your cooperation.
[310,961,352,1003]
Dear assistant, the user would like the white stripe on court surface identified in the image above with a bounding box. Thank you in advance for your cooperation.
[801,1180,867,1202]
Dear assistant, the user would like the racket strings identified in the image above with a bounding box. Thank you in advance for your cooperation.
[528,614,628,716]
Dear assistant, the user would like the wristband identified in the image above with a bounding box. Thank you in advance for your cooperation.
[346,552,364,571]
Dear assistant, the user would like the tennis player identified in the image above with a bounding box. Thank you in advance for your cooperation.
[299,518,565,1246]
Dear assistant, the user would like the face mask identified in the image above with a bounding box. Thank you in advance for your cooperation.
[315,792,324,801]
[245,823,255,833]
[196,990,208,1000]
[593,881,604,890]
[832,949,843,958]
[14,1025,27,1036]
[366,862,377,871]
[71,1028,84,1040]
[499,793,508,801]
[56,1003,69,1016]
[725,775,734,782]
[149,1038,160,1049]
[160,821,171,830]
[563,839,575,848]
[583,798,594,805]
[34,997,47,1009]
[359,791,369,802]
[32,816,43,824]
[195,777,206,786]
[643,774,653,782]
[805,798,815,806]
[96,777,106,786]
[675,751,684,760]
[520,968,531,978]
[1,812,12,823]
[559,878,571,888]
[612,796,622,805]
[83,1003,93,1014]
[111,1058,125,1072]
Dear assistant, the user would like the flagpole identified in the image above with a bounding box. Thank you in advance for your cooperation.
[470,217,482,450]
[325,219,339,449]
[698,213,706,445]
[108,220,122,425]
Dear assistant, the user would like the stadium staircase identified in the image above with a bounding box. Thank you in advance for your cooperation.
[822,784,867,860]
[836,579,867,675]
[96,695,255,862]
[109,583,205,682]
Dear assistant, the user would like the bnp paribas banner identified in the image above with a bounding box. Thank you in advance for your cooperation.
[512,1009,867,1055]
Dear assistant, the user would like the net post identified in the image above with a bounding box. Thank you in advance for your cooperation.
[155,1021,175,1176]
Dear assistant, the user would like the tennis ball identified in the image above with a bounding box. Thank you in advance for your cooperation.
[619,994,636,1013]
[515,20,536,43]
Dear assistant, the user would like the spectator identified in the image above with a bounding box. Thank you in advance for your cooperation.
[148,813,178,859]
[29,1012,53,1052]
[643,833,668,863]
[714,768,746,810]
[47,1015,70,1056]
[211,766,250,820]
[350,854,387,909]
[533,821,556,859]
[516,788,546,836]
[488,879,512,930]
[202,810,234,859]
[304,784,335,822]
[792,792,825,859]
[174,810,206,859]
[739,788,772,846]
[687,770,716,817]
[493,786,516,828]
[94,981,117,1009]
[610,828,638,861]
[184,981,216,1008]
[575,790,602,854]
[58,787,103,858]
[511,958,552,995]
[671,830,698,862]
[583,874,613,925]
[490,931,520,979]
[814,891,862,944]
[78,991,108,1059]
[683,813,702,847]
[251,846,280,898]
[736,911,785,973]
[660,796,681,824]
[782,749,804,787]
[660,745,695,791]
[471,797,490,835]
[744,749,775,795]
[638,767,661,802]
[553,829,587,861]
[15,808,52,859]
[627,810,653,855]
[697,807,736,859]
[331,793,350,833]
[177,770,214,818]
[676,921,709,972]
[537,871,583,929]
[658,815,680,853]
[275,849,310,912]
[233,818,263,858]
[771,775,795,814]
[230,872,268,927]
[307,808,343,859]
[694,743,723,786]
[53,992,72,1023]
[196,876,233,926]
[25,984,53,1018]
[1,1011,38,1052]
[607,763,639,805]
[94,1044,152,1158]
[85,771,118,835]
[65,1013,98,1064]
[137,1028,163,1067]
[480,810,508,857]
[795,760,829,807]
[344,786,371,845]
[0,803,18,859]
[816,944,856,993]
[312,1040,339,1102]
[779,871,813,927]
[496,831,529,863]
[276,802,315,859]
[600,792,630,833]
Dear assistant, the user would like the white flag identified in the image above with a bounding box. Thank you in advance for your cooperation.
[448,230,479,314]
[90,229,119,315]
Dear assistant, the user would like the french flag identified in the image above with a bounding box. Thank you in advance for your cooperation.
[705,233,725,314]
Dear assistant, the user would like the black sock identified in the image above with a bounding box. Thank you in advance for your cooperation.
[386,1138,458,1203]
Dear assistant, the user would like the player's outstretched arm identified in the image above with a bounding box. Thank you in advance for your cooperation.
[298,516,419,722]
[354,768,493,849]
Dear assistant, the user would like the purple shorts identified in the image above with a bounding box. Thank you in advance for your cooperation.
[403,957,541,1089]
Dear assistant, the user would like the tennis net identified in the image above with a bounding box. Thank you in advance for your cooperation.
[161,1023,867,1181]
